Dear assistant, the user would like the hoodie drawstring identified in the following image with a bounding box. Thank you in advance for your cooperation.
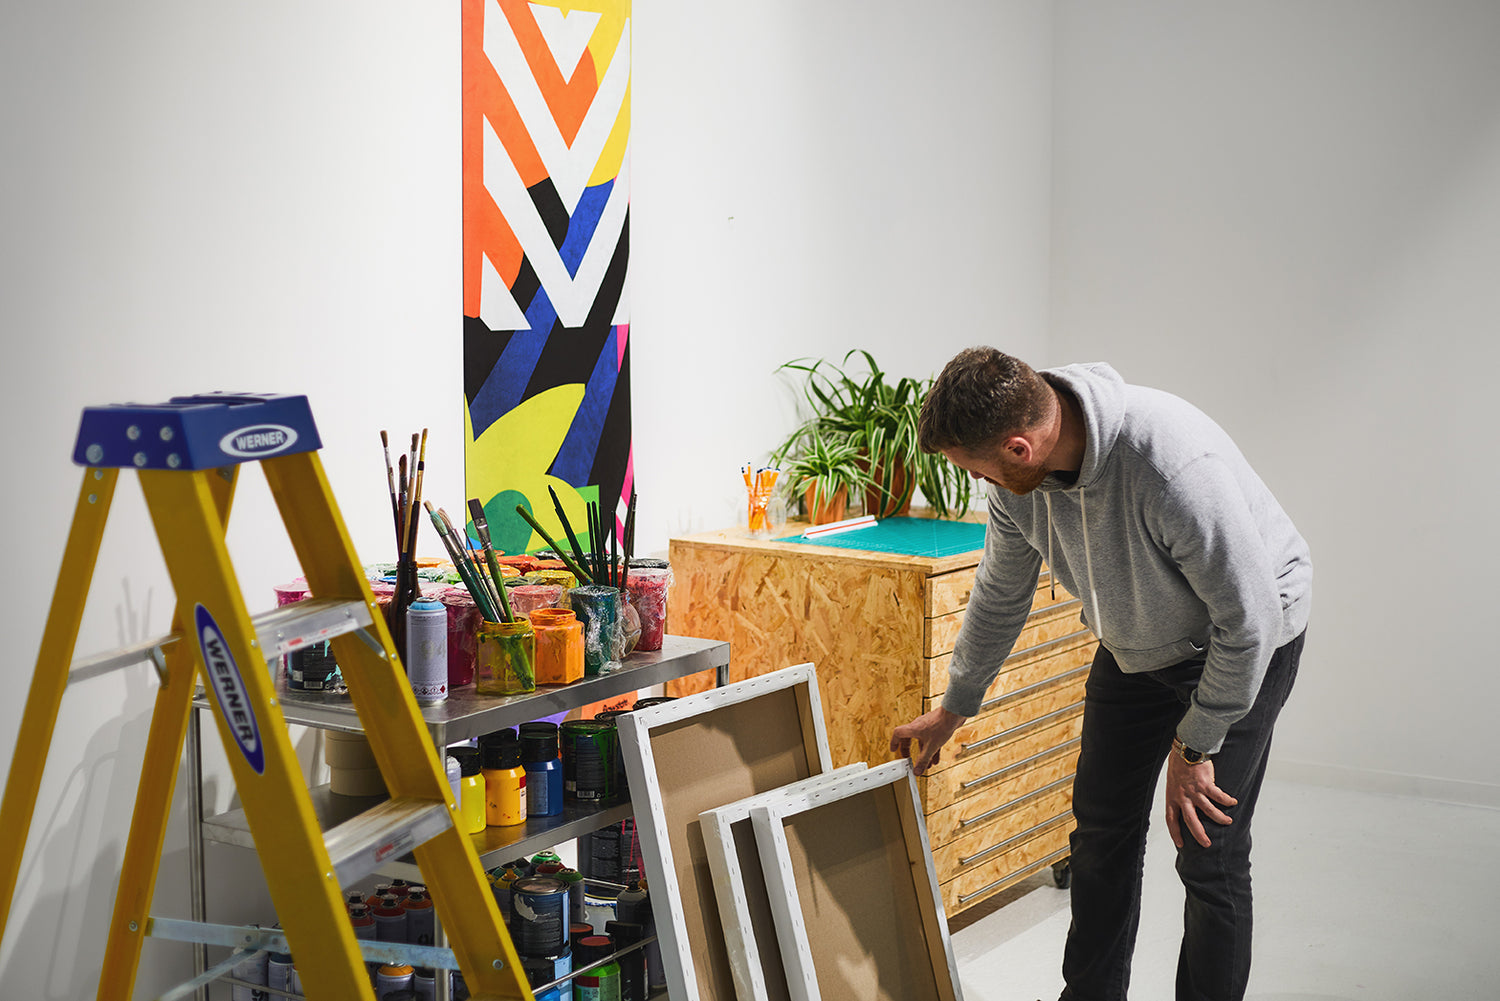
[1079,489,1103,635]
[1045,494,1057,600]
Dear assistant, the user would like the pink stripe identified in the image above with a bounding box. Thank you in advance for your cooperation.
[616,323,629,368]
[616,447,634,537]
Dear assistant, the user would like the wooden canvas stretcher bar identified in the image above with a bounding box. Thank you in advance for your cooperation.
[700,764,868,1001]
[617,663,834,1001]
[750,760,964,1001]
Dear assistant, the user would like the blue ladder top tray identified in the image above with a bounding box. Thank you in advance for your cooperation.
[73,393,322,470]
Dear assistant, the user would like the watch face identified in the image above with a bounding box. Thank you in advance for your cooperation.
[1182,745,1208,764]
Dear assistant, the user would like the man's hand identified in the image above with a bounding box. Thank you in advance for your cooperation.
[1164,753,1238,848]
[890,707,966,775]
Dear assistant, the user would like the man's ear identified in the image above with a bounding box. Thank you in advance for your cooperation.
[1002,435,1034,462]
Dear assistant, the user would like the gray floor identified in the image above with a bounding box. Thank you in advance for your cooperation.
[949,777,1500,1000]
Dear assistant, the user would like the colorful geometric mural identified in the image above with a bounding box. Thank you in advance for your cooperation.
[462,0,631,556]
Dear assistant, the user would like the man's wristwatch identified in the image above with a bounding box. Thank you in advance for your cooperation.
[1172,736,1212,765]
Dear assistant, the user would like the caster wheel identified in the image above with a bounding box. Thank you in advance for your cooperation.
[1052,859,1072,889]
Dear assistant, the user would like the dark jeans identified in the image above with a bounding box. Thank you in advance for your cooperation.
[1059,631,1304,1001]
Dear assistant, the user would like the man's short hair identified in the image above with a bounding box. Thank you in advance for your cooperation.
[918,347,1053,453]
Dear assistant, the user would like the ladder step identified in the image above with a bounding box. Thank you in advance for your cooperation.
[67,597,372,684]
[323,797,452,888]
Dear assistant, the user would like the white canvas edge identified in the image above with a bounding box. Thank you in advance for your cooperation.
[748,759,966,1001]
[699,763,868,1001]
[615,662,834,1001]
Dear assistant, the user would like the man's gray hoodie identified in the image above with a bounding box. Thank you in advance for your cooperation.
[942,363,1312,753]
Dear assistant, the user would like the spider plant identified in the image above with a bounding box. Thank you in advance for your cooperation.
[770,350,973,519]
[783,434,870,524]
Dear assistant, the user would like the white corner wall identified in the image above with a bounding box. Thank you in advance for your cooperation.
[1050,1,1500,800]
[0,0,1053,995]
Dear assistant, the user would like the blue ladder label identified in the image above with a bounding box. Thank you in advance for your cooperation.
[195,604,267,776]
[72,392,322,469]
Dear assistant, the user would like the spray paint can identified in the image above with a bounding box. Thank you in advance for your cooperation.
[446,751,463,805]
[376,963,416,996]
[266,952,295,996]
[405,597,449,703]
[605,921,646,1001]
[522,947,574,1001]
[230,945,269,1001]
[413,967,438,1001]
[404,889,436,946]
[575,935,621,1001]
[372,892,408,942]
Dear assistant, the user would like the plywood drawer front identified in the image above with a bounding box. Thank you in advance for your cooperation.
[933,780,1075,882]
[926,567,977,618]
[918,621,1098,702]
[921,716,1082,824]
[926,672,1086,775]
[923,594,1085,661]
[940,816,1075,915]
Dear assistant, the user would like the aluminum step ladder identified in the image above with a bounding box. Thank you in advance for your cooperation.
[0,393,532,1000]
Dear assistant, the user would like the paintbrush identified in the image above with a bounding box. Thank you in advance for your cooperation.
[620,490,636,595]
[425,502,498,621]
[398,454,409,540]
[441,507,502,616]
[468,498,516,624]
[512,505,594,584]
[381,430,402,549]
[548,485,588,566]
[610,507,619,589]
[404,429,428,560]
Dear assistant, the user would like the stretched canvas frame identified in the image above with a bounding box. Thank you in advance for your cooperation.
[616,663,833,1001]
[699,764,868,1001]
[750,760,964,1001]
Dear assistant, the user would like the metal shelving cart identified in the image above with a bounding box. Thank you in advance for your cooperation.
[187,634,730,999]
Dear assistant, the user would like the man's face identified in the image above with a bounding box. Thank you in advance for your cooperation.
[941,442,1047,496]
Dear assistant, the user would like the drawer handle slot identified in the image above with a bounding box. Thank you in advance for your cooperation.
[958,805,1074,868]
[1028,596,1082,623]
[1003,628,1095,665]
[958,844,1072,905]
[979,665,1090,714]
[961,701,1085,753]
[958,773,1077,832]
[959,738,1081,792]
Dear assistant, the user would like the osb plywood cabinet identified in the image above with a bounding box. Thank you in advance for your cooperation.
[665,525,1098,914]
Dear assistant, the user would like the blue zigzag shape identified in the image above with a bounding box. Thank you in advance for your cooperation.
[550,325,621,484]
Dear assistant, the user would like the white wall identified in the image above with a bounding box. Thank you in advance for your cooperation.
[1050,1,1500,800]
[0,0,1053,995]
[631,1,1054,546]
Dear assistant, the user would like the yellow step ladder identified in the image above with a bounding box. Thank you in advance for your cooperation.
[0,393,532,1000]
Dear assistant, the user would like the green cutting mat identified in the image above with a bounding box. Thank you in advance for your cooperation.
[777,516,986,558]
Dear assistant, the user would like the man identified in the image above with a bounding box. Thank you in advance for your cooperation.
[891,348,1311,1001]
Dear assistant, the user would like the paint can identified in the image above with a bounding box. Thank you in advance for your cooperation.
[557,868,586,924]
[375,963,416,996]
[413,967,438,1001]
[522,947,574,1001]
[510,876,570,957]
[405,598,449,703]
[581,818,643,887]
[592,710,631,800]
[560,720,615,803]
[287,638,340,691]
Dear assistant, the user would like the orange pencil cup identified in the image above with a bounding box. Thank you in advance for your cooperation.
[529,607,585,685]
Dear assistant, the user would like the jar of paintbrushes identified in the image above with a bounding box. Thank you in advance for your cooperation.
[475,619,536,695]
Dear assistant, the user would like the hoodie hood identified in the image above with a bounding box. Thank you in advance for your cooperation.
[1039,362,1127,491]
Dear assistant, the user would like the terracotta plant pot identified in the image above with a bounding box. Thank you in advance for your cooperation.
[804,484,849,525]
[861,459,916,518]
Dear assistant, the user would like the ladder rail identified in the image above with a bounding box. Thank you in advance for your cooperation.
[0,467,118,948]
